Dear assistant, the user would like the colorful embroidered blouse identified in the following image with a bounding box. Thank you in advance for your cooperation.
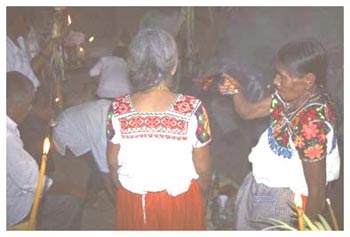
[269,91,337,162]
[249,90,340,195]
[106,94,211,196]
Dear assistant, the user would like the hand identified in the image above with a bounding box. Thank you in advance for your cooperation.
[217,72,240,96]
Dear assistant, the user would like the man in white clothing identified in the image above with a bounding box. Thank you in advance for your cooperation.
[89,46,131,99]
[52,99,115,203]
[6,71,46,226]
[7,72,84,230]
[7,9,40,90]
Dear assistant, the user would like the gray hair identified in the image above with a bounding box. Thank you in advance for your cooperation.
[128,28,178,92]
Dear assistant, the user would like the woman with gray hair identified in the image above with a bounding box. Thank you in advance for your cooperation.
[106,28,212,230]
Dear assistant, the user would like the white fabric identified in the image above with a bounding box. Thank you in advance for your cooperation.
[89,56,130,99]
[109,102,211,196]
[249,125,340,196]
[6,116,52,226]
[7,36,40,90]
[52,100,112,173]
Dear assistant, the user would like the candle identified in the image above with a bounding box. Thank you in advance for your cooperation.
[88,36,95,43]
[67,14,72,26]
[326,198,339,230]
[294,193,305,231]
[28,137,51,230]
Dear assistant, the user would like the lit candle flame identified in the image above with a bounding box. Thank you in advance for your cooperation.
[88,36,95,42]
[68,14,72,26]
[55,97,60,103]
[79,47,84,52]
[43,137,51,155]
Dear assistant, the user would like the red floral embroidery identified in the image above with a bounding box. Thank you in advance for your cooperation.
[270,94,333,162]
[299,107,318,124]
[173,95,197,115]
[272,104,283,120]
[301,122,319,140]
[113,96,132,115]
[304,144,324,159]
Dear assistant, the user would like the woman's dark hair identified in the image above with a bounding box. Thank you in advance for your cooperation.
[128,28,178,92]
[276,38,328,85]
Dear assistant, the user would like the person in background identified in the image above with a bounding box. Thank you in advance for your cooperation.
[106,28,212,230]
[7,71,84,230]
[52,99,115,204]
[89,45,131,100]
[7,7,54,167]
[7,8,42,90]
[218,38,341,230]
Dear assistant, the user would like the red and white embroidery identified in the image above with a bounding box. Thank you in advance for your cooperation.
[112,94,200,140]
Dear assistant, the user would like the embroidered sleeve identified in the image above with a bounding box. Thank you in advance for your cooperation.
[106,103,121,143]
[193,104,211,147]
[292,105,330,162]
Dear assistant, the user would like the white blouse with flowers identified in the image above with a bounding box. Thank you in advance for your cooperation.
[106,94,211,196]
[249,92,340,196]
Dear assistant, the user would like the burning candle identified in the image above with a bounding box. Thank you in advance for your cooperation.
[67,14,72,26]
[88,36,95,42]
[294,193,305,231]
[326,198,339,230]
[28,137,51,229]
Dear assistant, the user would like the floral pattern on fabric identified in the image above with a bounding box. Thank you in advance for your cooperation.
[106,103,115,140]
[172,95,199,115]
[194,105,211,143]
[112,95,132,115]
[107,94,202,141]
[268,92,335,162]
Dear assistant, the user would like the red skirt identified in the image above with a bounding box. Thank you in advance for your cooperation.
[115,180,206,230]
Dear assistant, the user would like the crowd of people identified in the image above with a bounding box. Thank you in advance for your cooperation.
[6,8,342,231]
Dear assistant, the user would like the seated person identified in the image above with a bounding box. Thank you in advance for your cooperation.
[7,71,84,230]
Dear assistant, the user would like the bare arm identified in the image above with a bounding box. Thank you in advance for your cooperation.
[302,158,327,219]
[107,141,121,189]
[193,144,211,198]
[218,72,271,120]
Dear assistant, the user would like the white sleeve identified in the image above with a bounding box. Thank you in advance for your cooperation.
[89,59,103,77]
[7,138,52,193]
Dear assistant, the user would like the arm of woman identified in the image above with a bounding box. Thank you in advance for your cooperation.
[218,72,271,120]
[302,158,326,219]
[107,141,121,189]
[294,110,329,219]
[193,144,211,198]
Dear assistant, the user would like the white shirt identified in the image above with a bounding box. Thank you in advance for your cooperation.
[249,125,340,196]
[52,100,112,173]
[6,116,52,226]
[108,94,212,196]
[89,56,130,99]
[7,36,40,90]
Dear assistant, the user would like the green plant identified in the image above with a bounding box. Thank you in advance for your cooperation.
[262,214,332,231]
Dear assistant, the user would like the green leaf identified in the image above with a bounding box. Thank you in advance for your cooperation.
[303,214,318,231]
[318,214,332,230]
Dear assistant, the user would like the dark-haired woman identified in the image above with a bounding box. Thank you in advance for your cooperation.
[218,39,340,230]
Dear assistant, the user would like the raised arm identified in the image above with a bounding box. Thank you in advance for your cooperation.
[218,72,271,120]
